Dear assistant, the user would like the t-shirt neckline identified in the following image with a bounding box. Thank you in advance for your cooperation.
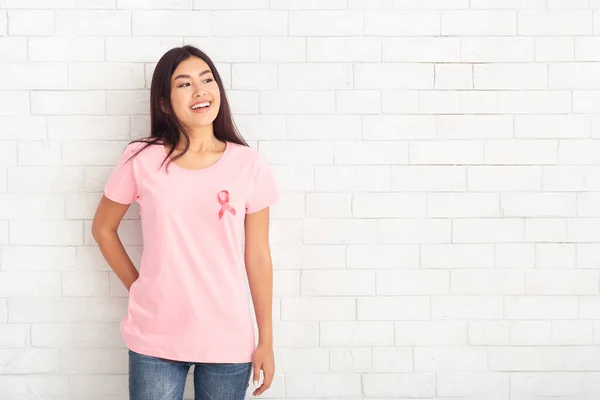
[161,141,231,174]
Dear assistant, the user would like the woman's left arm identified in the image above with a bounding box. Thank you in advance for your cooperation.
[244,206,275,397]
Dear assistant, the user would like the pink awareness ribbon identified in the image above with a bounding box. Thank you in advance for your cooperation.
[217,190,236,219]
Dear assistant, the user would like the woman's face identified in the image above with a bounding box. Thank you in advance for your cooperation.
[168,56,220,129]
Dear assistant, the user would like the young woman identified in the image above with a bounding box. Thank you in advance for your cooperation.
[91,45,279,400]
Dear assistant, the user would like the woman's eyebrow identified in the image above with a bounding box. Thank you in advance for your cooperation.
[173,70,212,81]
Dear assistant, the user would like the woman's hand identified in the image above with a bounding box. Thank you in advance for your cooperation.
[251,342,274,397]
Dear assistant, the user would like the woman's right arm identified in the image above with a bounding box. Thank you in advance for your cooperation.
[91,195,139,291]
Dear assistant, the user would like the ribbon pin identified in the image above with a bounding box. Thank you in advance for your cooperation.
[217,190,236,219]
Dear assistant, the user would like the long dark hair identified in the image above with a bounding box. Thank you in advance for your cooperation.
[127,45,248,171]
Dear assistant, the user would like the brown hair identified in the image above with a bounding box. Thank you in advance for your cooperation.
[127,45,248,171]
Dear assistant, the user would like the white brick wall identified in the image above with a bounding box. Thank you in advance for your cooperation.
[2,1,600,399]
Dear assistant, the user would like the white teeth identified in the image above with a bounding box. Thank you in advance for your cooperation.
[191,102,210,110]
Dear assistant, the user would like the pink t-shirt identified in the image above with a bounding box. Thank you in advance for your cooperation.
[103,140,279,363]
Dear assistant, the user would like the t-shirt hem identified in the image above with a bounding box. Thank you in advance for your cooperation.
[124,340,254,364]
[104,190,133,205]
[245,195,280,215]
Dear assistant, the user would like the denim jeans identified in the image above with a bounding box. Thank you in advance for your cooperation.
[128,349,253,400]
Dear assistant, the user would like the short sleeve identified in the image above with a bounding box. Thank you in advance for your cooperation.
[245,153,280,214]
[104,144,138,205]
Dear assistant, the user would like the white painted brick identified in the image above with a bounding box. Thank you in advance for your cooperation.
[515,115,590,138]
[552,321,594,345]
[576,92,600,115]
[410,140,484,165]
[395,0,467,8]
[62,349,127,374]
[454,218,524,243]
[315,166,390,192]
[303,218,376,244]
[510,321,551,345]
[213,10,286,36]
[70,375,128,400]
[0,11,5,35]
[260,37,305,62]
[275,347,329,373]
[428,193,500,218]
[502,193,576,217]
[29,37,104,62]
[2,247,76,271]
[321,322,394,346]
[0,324,30,348]
[415,346,486,372]
[228,91,259,115]
[336,90,381,114]
[468,321,510,345]
[470,0,545,8]
[62,271,110,297]
[381,91,419,114]
[377,270,449,295]
[364,116,436,140]
[119,0,190,8]
[232,63,276,90]
[280,63,352,90]
[535,36,574,62]
[438,115,513,139]
[0,349,60,374]
[8,10,54,36]
[56,10,129,36]
[560,140,600,165]
[543,166,600,192]
[290,11,363,36]
[73,322,124,348]
[273,321,319,347]
[184,37,258,63]
[486,140,558,165]
[537,243,576,269]
[0,272,61,297]
[289,115,360,140]
[335,141,408,165]
[474,64,547,90]
[49,116,129,141]
[62,141,131,166]
[395,321,467,346]
[261,91,335,115]
[438,373,510,398]
[193,0,267,9]
[435,63,473,89]
[519,10,593,36]
[468,166,542,192]
[568,218,600,243]
[0,91,28,116]
[504,296,578,319]
[330,347,371,373]
[106,90,149,115]
[578,244,600,269]
[31,91,105,116]
[135,11,209,36]
[8,167,83,193]
[0,301,5,322]
[550,63,600,89]
[260,141,333,165]
[580,297,600,319]
[233,115,286,140]
[0,63,67,90]
[388,37,459,63]
[355,63,433,89]
[511,372,583,397]
[0,194,64,219]
[431,295,503,319]
[378,219,451,244]
[461,37,534,62]
[0,143,16,166]
[306,193,351,218]
[78,0,117,7]
[10,220,82,245]
[443,10,516,35]
[353,193,426,218]
[106,37,182,62]
[309,37,380,62]
[451,270,525,295]
[419,91,460,114]
[69,63,144,89]
[365,11,440,36]
[271,0,346,8]
[285,373,361,398]
[347,244,419,269]
[392,166,466,192]
[301,270,374,296]
[281,297,355,321]
[272,166,313,192]
[421,244,495,269]
[357,297,430,321]
[0,116,46,141]
[498,91,571,114]
[363,373,436,398]
[525,218,567,243]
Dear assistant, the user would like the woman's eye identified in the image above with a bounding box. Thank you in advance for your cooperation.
[178,82,190,87]
[204,78,213,83]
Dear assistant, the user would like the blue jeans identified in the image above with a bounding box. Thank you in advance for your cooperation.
[128,349,253,400]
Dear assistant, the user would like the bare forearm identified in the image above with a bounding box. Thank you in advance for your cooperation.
[246,260,273,345]
[92,230,138,291]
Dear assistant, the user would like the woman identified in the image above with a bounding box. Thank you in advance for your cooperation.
[91,45,278,400]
